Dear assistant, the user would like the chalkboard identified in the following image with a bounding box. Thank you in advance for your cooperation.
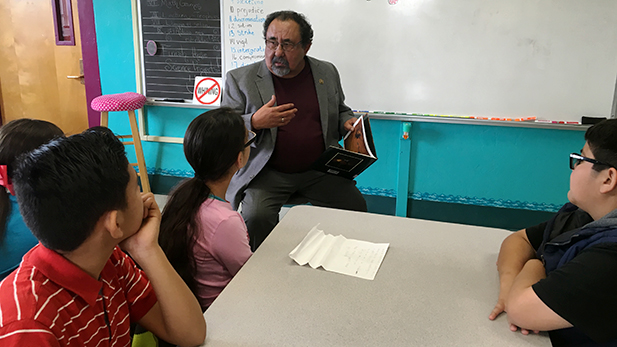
[221,0,617,122]
[138,0,222,100]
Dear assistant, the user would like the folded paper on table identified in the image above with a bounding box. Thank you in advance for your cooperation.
[289,224,389,280]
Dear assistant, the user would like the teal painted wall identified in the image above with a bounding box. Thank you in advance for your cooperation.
[92,0,136,95]
[404,122,582,211]
[92,0,585,213]
[350,120,583,211]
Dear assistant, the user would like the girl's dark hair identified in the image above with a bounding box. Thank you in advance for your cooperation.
[0,119,64,245]
[159,108,246,295]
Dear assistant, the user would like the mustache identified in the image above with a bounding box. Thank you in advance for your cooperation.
[272,56,289,66]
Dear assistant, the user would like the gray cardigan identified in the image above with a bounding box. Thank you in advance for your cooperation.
[221,56,355,209]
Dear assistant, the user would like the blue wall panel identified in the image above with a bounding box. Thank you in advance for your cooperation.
[407,122,583,210]
[92,0,136,95]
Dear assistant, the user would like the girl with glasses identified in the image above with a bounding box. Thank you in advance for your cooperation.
[159,107,253,311]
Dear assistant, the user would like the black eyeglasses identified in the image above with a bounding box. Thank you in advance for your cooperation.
[569,153,614,170]
[264,39,302,52]
[244,130,257,148]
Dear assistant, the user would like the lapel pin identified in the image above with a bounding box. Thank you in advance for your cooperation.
[319,79,324,84]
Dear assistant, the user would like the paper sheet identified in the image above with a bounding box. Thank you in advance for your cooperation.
[289,225,389,280]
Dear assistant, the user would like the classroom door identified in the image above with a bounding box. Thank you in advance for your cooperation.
[0,0,89,135]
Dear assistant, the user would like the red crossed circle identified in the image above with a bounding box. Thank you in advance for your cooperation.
[194,78,221,105]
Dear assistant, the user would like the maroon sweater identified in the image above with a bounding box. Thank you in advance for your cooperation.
[268,61,324,173]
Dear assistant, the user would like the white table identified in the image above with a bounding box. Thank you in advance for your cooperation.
[202,206,550,346]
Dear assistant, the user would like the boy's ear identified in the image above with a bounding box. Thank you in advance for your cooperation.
[600,167,617,194]
[102,210,124,240]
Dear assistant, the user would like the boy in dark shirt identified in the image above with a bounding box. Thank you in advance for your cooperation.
[489,119,617,346]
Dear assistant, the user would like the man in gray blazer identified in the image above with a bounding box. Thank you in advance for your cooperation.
[222,10,367,251]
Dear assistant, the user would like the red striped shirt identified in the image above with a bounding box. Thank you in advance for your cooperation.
[0,244,157,346]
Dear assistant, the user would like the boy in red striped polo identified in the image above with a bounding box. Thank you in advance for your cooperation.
[0,127,206,346]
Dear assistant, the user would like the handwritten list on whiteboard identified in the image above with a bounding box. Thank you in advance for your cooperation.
[223,0,267,72]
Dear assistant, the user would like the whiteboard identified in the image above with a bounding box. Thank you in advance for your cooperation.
[223,0,617,122]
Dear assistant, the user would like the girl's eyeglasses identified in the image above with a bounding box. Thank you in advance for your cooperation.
[244,130,257,148]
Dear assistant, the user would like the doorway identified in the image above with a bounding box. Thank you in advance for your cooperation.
[0,0,96,135]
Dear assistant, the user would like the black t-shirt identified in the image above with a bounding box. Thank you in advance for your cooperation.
[526,211,617,345]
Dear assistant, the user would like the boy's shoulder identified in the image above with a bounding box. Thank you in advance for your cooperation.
[0,247,79,343]
[0,254,49,322]
[0,246,157,346]
[0,244,99,320]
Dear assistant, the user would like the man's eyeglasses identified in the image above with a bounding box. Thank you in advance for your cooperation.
[265,39,302,52]
[244,130,257,148]
[569,153,614,170]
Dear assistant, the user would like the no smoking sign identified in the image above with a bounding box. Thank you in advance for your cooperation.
[193,77,222,106]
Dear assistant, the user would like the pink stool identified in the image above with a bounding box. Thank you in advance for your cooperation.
[91,92,150,193]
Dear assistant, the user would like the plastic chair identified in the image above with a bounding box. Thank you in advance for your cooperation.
[91,92,150,192]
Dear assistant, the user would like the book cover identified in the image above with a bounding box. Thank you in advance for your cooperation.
[311,114,377,179]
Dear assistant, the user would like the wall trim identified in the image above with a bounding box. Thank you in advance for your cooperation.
[146,168,562,213]
[76,0,102,127]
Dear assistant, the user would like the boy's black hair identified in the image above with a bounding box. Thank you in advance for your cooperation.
[263,10,314,47]
[585,119,617,172]
[12,126,130,252]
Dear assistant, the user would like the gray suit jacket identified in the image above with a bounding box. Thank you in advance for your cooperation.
[222,56,355,209]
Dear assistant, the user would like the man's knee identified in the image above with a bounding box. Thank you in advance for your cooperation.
[241,200,280,225]
[240,189,284,219]
[240,200,282,251]
[329,179,367,212]
[345,193,367,212]
[308,188,367,212]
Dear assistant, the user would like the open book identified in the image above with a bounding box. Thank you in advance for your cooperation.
[311,114,377,179]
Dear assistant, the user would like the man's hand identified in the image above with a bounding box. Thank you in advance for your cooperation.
[251,95,297,130]
[119,193,161,257]
[344,117,358,132]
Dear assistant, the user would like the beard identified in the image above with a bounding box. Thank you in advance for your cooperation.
[271,56,291,77]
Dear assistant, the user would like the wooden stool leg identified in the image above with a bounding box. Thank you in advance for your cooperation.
[100,111,108,127]
[127,110,151,193]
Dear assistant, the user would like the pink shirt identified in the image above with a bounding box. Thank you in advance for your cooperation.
[193,197,252,309]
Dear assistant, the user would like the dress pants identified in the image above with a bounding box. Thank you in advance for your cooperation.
[240,167,367,251]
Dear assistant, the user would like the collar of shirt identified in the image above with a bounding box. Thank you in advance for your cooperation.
[26,244,119,307]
